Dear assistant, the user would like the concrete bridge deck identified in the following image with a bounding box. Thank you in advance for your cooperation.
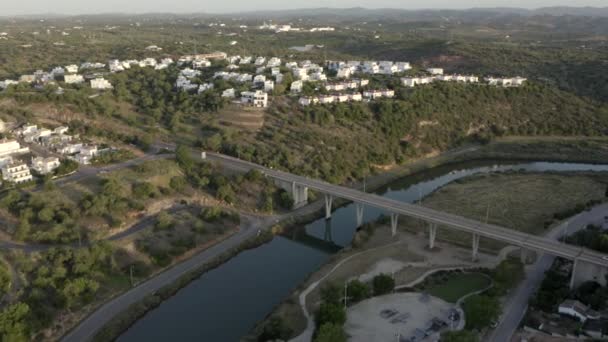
[205,152,608,270]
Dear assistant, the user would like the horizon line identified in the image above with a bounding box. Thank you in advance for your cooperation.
[1,5,607,18]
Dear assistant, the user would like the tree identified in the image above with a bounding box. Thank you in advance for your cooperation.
[347,280,370,303]
[314,323,347,342]
[175,145,194,170]
[216,184,236,204]
[278,190,294,209]
[258,317,292,342]
[441,330,479,342]
[320,283,342,305]
[315,303,346,328]
[0,302,30,341]
[372,274,395,296]
[169,176,187,192]
[132,182,156,199]
[463,295,500,330]
[155,212,174,230]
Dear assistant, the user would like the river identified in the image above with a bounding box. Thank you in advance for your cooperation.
[118,160,608,342]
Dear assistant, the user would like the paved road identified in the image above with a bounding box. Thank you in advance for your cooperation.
[54,153,173,186]
[206,152,608,268]
[487,203,608,342]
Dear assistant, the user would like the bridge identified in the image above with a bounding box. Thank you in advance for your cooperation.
[204,152,608,288]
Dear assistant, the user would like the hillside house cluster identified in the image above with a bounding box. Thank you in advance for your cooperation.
[327,60,412,78]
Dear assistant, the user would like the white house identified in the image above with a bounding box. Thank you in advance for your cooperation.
[64,74,84,84]
[254,57,266,66]
[31,156,61,174]
[50,67,65,77]
[72,145,98,165]
[65,64,79,74]
[336,67,353,79]
[309,72,327,82]
[349,93,363,102]
[427,68,444,75]
[401,77,419,87]
[395,62,412,72]
[290,80,303,94]
[57,143,83,155]
[139,58,157,68]
[54,126,69,135]
[335,94,349,103]
[236,74,253,83]
[253,75,266,85]
[2,162,32,183]
[239,56,253,64]
[222,88,236,98]
[108,60,125,73]
[241,91,268,108]
[193,59,211,69]
[292,68,309,80]
[0,80,18,89]
[0,140,30,157]
[264,80,275,92]
[198,83,214,94]
[298,97,318,106]
[267,57,281,68]
[318,95,335,104]
[91,78,113,90]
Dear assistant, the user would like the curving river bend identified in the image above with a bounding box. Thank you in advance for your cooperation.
[118,160,608,342]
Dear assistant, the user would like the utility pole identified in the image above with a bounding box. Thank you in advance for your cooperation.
[485,203,491,224]
[344,281,348,309]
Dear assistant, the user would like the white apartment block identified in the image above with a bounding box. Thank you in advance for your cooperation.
[0,140,30,158]
[241,91,268,108]
[2,162,33,184]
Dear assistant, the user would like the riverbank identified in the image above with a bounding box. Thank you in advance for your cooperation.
[91,231,274,342]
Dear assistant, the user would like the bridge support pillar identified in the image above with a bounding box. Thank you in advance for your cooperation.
[570,259,608,290]
[324,194,333,220]
[520,247,528,264]
[324,219,332,242]
[356,203,364,227]
[428,223,437,249]
[390,213,398,236]
[471,233,480,262]
[291,181,309,209]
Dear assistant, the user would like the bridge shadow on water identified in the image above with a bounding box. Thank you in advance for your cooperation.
[286,219,343,254]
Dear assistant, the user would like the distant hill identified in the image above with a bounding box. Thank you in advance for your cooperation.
[228,6,608,19]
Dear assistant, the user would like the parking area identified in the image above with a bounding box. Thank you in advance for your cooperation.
[345,292,461,342]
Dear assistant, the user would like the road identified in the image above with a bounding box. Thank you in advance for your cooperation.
[53,153,173,186]
[206,152,608,268]
[487,203,608,342]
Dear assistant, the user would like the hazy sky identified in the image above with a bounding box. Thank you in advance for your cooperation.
[3,0,607,15]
